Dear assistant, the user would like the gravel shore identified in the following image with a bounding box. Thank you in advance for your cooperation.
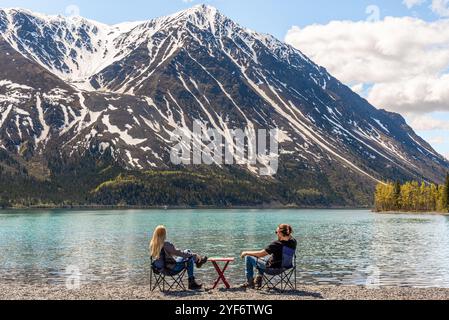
[1,283,449,300]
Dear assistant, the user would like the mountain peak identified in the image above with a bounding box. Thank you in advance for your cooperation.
[173,4,225,28]
[0,7,106,29]
[189,4,218,13]
[1,7,62,22]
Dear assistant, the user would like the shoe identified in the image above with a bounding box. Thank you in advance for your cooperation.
[196,256,208,269]
[188,277,203,290]
[255,275,263,289]
[240,278,255,289]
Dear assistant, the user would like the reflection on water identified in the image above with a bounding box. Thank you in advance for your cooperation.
[1,209,449,288]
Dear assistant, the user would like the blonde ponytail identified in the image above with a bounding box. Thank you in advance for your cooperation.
[150,225,167,259]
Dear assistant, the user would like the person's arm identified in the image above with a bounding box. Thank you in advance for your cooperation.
[241,241,278,259]
[164,242,194,259]
[241,250,269,259]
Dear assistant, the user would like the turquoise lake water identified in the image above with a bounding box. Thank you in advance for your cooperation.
[1,209,449,288]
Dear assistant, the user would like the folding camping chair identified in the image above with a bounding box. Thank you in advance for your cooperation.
[257,246,297,292]
[150,255,189,292]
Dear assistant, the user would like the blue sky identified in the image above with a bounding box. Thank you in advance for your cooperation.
[1,0,449,157]
[0,0,441,38]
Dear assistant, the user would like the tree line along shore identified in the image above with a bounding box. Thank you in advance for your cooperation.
[374,174,449,213]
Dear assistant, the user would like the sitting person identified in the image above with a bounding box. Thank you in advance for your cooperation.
[150,225,208,290]
[240,224,296,289]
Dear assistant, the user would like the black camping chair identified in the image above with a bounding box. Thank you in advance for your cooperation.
[150,251,189,292]
[257,246,297,292]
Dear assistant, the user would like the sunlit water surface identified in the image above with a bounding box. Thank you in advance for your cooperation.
[1,209,449,288]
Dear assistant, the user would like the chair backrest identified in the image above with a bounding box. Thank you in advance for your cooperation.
[151,248,167,271]
[281,246,296,269]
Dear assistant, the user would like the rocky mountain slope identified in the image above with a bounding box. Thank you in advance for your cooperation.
[0,5,448,207]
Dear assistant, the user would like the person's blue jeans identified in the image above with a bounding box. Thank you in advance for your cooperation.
[172,252,195,279]
[246,256,268,281]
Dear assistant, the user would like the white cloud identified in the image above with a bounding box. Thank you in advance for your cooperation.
[427,136,447,144]
[351,83,364,95]
[407,114,449,131]
[368,74,449,114]
[431,0,449,17]
[403,0,426,9]
[285,17,449,114]
[402,0,449,17]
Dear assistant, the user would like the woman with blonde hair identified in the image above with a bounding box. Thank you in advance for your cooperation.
[150,225,208,290]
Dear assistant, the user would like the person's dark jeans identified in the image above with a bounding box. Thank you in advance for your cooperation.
[245,256,269,281]
[172,251,195,278]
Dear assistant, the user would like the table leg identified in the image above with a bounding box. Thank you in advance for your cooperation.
[212,261,231,289]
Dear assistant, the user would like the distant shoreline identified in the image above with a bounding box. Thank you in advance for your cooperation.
[374,210,449,216]
[0,205,372,211]
[4,206,448,215]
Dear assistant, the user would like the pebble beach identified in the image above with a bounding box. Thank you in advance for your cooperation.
[1,282,449,300]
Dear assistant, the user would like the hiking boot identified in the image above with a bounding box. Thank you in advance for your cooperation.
[255,275,263,289]
[188,277,203,290]
[240,278,255,289]
[196,256,208,269]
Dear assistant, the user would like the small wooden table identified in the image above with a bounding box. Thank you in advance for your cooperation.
[209,258,235,289]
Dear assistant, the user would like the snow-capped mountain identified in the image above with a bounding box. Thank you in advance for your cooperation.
[0,5,448,206]
[0,8,141,84]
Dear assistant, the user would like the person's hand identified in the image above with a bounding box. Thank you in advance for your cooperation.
[240,252,247,259]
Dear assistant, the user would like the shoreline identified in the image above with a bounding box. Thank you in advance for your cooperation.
[2,207,448,216]
[0,205,372,211]
[375,211,449,216]
[1,282,449,300]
